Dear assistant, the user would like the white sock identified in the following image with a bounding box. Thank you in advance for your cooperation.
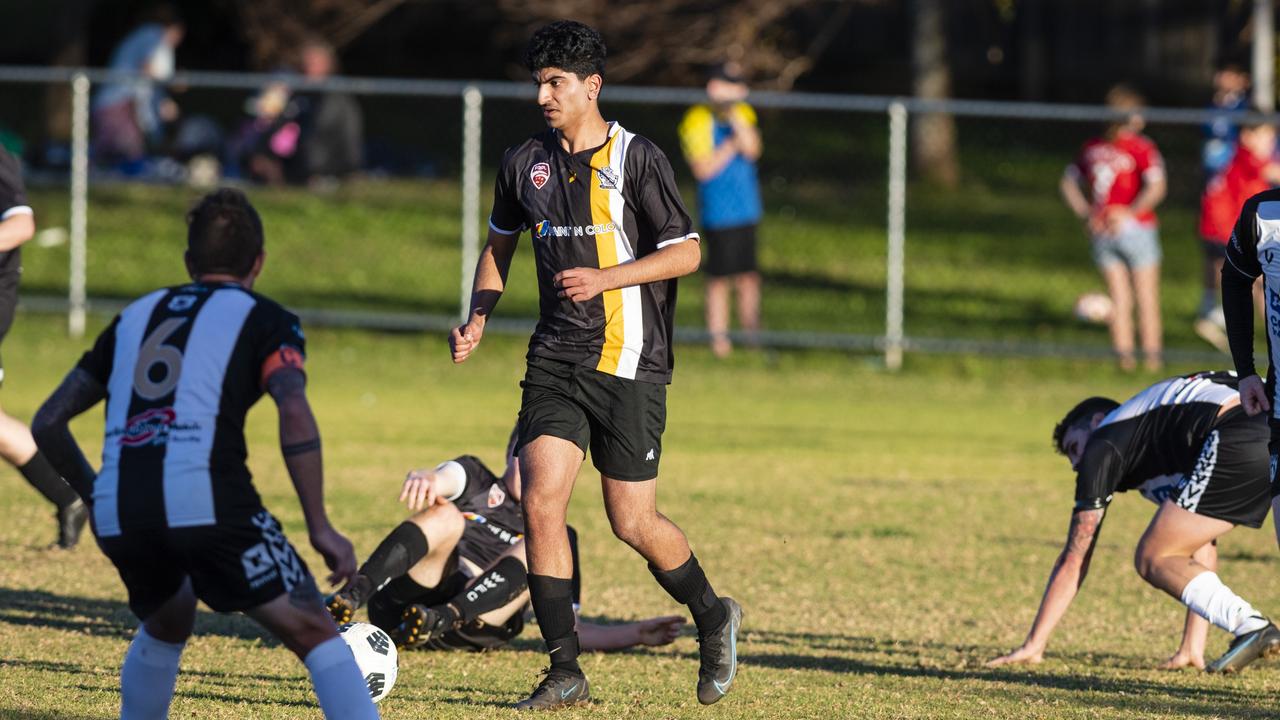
[304,636,380,720]
[1180,571,1270,637]
[120,626,185,720]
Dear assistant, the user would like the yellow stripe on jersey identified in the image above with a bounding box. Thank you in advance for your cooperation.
[591,133,625,376]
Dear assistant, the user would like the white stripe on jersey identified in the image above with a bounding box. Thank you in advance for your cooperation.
[162,288,257,528]
[95,289,168,538]
[1256,201,1280,420]
[1101,374,1238,428]
[608,126,644,380]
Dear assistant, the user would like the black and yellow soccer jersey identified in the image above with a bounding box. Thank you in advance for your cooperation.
[488,122,699,384]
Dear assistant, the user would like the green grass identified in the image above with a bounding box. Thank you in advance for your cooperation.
[3,315,1280,718]
[16,110,1230,352]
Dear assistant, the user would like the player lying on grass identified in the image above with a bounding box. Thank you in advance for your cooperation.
[325,427,685,653]
[988,371,1280,673]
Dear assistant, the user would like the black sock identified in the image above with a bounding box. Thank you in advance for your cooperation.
[366,573,434,631]
[528,573,581,674]
[355,522,429,604]
[651,553,726,635]
[445,555,527,625]
[19,451,79,509]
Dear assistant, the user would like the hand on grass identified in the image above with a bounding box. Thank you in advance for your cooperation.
[1156,649,1204,671]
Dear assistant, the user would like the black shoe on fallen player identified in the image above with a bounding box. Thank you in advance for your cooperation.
[54,499,88,550]
[1207,620,1280,673]
[696,597,743,705]
[388,604,451,649]
[324,574,373,625]
[513,667,590,711]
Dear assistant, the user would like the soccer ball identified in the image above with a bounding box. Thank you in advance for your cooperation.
[339,622,398,704]
[1073,292,1114,325]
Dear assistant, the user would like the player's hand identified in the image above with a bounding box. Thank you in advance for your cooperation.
[309,525,358,587]
[1240,374,1270,416]
[554,267,609,303]
[1156,648,1205,671]
[985,643,1044,668]
[450,316,485,364]
[400,468,445,511]
[635,615,686,646]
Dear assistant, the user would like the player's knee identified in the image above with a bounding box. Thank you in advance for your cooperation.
[410,503,465,544]
[608,513,650,547]
[1133,543,1159,582]
[279,607,341,659]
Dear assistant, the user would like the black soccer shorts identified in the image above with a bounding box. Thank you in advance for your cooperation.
[97,509,317,619]
[516,354,666,481]
[702,223,759,277]
[1171,412,1271,528]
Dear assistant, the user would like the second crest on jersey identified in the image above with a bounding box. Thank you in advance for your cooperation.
[530,162,550,189]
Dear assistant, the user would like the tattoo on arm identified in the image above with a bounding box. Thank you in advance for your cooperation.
[282,438,321,456]
[32,369,106,500]
[1066,509,1104,558]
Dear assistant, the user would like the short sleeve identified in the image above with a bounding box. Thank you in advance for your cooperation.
[677,105,715,163]
[1073,440,1124,511]
[731,102,758,127]
[629,140,697,250]
[1225,194,1263,280]
[489,147,526,235]
[257,307,307,388]
[1139,139,1165,180]
[76,316,121,386]
[0,149,32,220]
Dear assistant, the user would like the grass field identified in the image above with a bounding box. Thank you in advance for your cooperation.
[3,312,1280,718]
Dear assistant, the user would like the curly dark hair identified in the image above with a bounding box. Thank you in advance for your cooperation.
[1052,396,1120,455]
[523,20,606,80]
[186,188,264,277]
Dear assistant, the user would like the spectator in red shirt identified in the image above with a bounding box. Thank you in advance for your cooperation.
[1195,119,1280,352]
[1061,85,1167,372]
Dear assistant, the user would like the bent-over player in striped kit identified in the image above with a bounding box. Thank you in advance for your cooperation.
[31,189,380,719]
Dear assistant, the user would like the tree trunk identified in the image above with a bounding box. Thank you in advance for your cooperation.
[910,0,959,188]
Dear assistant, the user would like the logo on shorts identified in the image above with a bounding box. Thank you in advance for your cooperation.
[597,165,619,190]
[645,448,656,461]
[241,543,276,584]
[487,484,506,508]
[530,162,551,189]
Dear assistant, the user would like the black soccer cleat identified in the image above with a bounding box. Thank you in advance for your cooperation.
[54,499,89,550]
[388,603,452,650]
[324,574,374,626]
[514,667,591,711]
[1207,620,1280,673]
[696,597,743,705]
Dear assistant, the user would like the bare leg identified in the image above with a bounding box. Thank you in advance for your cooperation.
[1132,263,1163,372]
[733,271,762,349]
[1134,502,1233,599]
[1100,264,1136,370]
[1158,541,1216,670]
[0,407,37,466]
[705,276,732,358]
[601,476,692,570]
[404,502,465,588]
[521,435,584,579]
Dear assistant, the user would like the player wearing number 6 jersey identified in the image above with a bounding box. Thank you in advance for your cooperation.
[31,189,379,719]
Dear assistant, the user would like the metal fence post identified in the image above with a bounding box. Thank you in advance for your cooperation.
[459,85,483,324]
[69,72,89,339]
[885,101,907,371]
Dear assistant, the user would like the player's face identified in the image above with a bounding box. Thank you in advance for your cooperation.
[1061,426,1093,469]
[534,67,599,130]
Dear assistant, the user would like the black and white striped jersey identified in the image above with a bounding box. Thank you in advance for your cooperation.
[1224,188,1280,420]
[77,281,306,537]
[1074,371,1240,510]
[0,148,31,349]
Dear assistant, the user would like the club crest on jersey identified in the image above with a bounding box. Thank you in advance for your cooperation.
[597,165,619,190]
[530,162,551,189]
[119,407,177,447]
[487,483,506,508]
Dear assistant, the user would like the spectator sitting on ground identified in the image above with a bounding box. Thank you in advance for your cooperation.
[287,39,363,187]
[91,6,184,168]
[1060,85,1167,373]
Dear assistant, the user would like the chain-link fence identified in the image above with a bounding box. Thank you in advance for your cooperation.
[0,67,1257,366]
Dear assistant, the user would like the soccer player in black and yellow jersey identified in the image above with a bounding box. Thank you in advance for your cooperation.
[449,21,741,710]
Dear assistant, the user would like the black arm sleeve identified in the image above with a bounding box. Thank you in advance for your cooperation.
[1223,194,1264,378]
[1223,266,1258,378]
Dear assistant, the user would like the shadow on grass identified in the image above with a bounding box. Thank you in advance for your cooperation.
[0,587,272,644]
[0,710,108,720]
